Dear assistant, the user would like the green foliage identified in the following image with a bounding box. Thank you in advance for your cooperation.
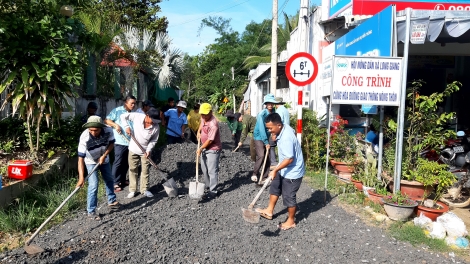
[389,80,460,179]
[329,116,359,164]
[28,116,85,157]
[354,163,379,187]
[95,0,168,32]
[290,109,327,172]
[389,221,449,252]
[412,158,456,202]
[0,0,90,156]
[0,168,102,233]
[382,191,415,206]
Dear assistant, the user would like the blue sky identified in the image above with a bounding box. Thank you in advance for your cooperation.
[159,0,318,56]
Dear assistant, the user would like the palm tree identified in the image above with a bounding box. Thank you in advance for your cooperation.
[114,26,185,97]
[242,12,298,70]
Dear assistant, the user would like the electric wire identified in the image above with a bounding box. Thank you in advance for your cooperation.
[232,0,292,75]
[167,0,253,28]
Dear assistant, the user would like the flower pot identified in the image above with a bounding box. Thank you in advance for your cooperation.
[382,199,418,221]
[334,163,355,173]
[337,171,352,181]
[330,159,338,167]
[415,201,449,221]
[351,179,363,191]
[399,180,434,201]
[367,189,384,205]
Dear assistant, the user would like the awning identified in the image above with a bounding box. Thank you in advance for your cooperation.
[397,10,470,44]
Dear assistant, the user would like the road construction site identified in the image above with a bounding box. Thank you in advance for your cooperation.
[2,124,462,263]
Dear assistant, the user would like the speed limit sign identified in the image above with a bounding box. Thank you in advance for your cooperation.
[285,52,319,86]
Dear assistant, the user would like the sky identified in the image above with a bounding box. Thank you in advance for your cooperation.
[159,0,319,56]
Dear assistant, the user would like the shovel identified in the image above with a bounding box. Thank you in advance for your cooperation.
[257,148,270,185]
[232,145,240,152]
[166,126,192,143]
[129,133,178,197]
[189,138,205,199]
[242,177,272,224]
[24,163,100,255]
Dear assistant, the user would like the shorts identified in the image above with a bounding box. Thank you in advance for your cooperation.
[269,172,303,207]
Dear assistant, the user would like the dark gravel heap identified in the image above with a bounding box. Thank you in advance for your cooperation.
[2,123,463,263]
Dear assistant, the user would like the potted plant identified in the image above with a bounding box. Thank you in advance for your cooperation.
[382,191,418,221]
[386,80,460,198]
[413,158,455,221]
[329,115,360,176]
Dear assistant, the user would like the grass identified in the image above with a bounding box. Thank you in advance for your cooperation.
[0,167,105,235]
[389,221,449,252]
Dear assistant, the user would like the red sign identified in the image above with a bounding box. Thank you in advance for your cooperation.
[285,52,319,86]
[353,1,470,15]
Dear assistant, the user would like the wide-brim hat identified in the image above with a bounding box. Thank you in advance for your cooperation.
[263,94,277,104]
[274,97,285,104]
[176,100,187,108]
[83,115,106,128]
[225,109,234,118]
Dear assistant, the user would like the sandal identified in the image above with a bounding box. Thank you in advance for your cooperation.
[114,185,122,192]
[87,213,101,221]
[278,223,296,230]
[108,201,120,210]
[255,208,273,220]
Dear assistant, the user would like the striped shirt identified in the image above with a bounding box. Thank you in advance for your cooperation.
[77,127,115,165]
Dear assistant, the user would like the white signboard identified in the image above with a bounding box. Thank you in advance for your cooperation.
[331,56,402,106]
[410,23,428,44]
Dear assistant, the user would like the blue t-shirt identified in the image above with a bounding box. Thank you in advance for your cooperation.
[276,125,305,179]
[164,109,188,137]
[365,130,377,143]
[106,106,133,146]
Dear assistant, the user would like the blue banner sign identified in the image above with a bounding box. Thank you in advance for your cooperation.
[330,0,352,18]
[335,5,393,57]
[361,105,378,114]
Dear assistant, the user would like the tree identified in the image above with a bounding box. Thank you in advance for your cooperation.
[115,26,184,95]
[242,12,298,70]
[97,0,168,32]
[0,0,89,157]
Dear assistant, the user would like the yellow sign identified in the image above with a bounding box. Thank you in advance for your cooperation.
[223,97,229,103]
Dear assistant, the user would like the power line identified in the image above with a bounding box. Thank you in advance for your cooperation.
[167,0,253,28]
[233,0,291,75]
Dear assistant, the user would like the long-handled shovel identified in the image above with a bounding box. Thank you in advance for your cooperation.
[257,148,270,185]
[242,177,272,223]
[189,138,205,199]
[232,145,240,153]
[24,163,100,255]
[129,134,178,197]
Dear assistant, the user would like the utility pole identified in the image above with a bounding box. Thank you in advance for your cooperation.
[232,67,236,112]
[270,0,278,95]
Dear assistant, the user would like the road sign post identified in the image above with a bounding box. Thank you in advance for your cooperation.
[285,52,319,143]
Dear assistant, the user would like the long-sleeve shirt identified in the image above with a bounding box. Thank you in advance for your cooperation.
[276,105,290,126]
[239,114,256,143]
[227,119,243,135]
[253,109,275,145]
[106,106,132,146]
[120,113,160,155]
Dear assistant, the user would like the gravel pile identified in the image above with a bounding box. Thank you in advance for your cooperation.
[2,123,463,263]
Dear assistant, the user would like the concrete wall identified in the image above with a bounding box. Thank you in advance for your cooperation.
[0,154,69,208]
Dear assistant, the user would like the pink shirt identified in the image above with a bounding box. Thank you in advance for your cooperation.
[199,116,222,151]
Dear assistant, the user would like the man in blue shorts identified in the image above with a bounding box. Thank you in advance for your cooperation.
[255,113,305,230]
